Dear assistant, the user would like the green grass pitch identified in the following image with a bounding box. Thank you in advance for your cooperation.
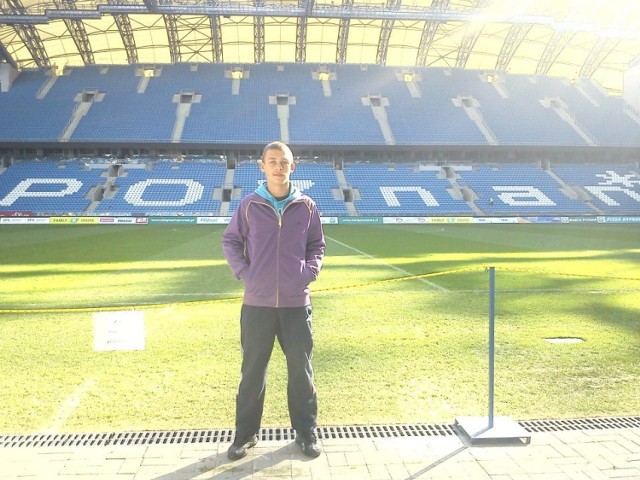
[0,223,638,433]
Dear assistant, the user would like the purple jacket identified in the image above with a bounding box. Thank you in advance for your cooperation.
[222,191,326,308]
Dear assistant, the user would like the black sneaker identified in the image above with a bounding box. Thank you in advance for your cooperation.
[227,434,258,461]
[295,430,322,458]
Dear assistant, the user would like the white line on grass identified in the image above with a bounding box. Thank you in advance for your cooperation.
[326,235,449,292]
[41,379,95,434]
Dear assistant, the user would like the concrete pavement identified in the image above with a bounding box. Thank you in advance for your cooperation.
[1,418,639,479]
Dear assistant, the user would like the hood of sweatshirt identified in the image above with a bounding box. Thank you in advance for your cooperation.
[254,182,302,215]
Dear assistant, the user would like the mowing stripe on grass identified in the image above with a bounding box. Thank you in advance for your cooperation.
[326,235,449,292]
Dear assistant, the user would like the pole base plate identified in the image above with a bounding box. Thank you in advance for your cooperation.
[455,416,531,445]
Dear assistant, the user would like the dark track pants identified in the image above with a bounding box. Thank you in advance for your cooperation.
[235,304,317,437]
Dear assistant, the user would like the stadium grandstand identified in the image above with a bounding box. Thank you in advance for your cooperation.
[1,0,639,219]
[2,5,640,477]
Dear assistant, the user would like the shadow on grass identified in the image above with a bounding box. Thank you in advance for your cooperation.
[564,294,640,334]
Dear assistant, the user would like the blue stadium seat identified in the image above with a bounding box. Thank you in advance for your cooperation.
[0,161,107,214]
[93,161,226,216]
[456,164,594,215]
[343,163,474,216]
[1,64,639,147]
[552,164,640,213]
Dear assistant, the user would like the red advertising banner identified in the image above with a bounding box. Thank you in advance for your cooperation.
[0,211,33,217]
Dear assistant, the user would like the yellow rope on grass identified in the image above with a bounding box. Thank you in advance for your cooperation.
[1,266,638,314]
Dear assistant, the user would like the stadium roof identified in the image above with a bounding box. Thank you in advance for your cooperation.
[1,0,639,95]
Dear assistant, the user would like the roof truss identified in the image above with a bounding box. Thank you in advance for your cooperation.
[0,1,638,95]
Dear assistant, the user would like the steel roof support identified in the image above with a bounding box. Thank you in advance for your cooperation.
[455,0,488,68]
[4,3,635,31]
[376,0,401,66]
[536,30,575,75]
[376,19,392,66]
[580,37,620,79]
[415,0,447,67]
[254,16,264,63]
[173,15,212,62]
[456,28,479,68]
[112,14,138,64]
[254,0,264,63]
[2,0,49,67]
[336,0,353,64]
[7,24,48,66]
[142,0,158,13]
[96,3,538,23]
[108,0,138,64]
[60,17,93,64]
[295,17,306,63]
[0,40,18,68]
[53,0,94,64]
[163,14,180,63]
[416,21,438,68]
[295,0,313,63]
[210,15,223,63]
[495,24,531,72]
[206,0,222,63]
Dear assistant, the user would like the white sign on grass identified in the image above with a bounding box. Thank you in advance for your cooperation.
[93,310,145,351]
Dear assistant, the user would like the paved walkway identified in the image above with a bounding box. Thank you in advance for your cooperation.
[1,423,639,479]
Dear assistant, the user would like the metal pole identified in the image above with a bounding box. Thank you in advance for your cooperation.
[455,265,530,444]
[488,266,495,427]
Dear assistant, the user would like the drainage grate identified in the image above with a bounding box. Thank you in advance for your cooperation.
[518,416,640,433]
[0,424,454,448]
[0,429,236,449]
[317,424,455,440]
[1,417,637,448]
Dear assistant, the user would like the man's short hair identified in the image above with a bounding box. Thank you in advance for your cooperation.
[261,141,294,162]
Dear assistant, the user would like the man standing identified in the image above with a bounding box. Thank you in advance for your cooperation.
[222,141,326,460]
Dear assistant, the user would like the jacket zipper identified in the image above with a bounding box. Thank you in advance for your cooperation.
[274,201,295,308]
[276,206,281,307]
[261,199,297,308]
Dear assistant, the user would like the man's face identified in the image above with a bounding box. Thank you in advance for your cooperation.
[260,148,295,185]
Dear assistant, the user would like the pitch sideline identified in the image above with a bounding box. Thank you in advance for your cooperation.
[325,235,449,292]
